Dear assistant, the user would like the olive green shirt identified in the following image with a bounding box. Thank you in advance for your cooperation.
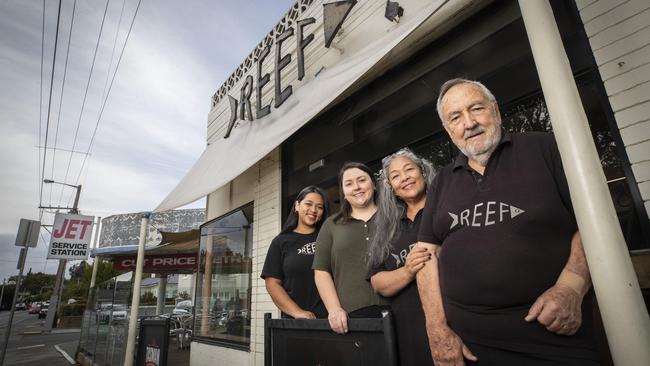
[312,215,388,312]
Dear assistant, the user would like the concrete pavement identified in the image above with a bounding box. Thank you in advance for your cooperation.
[0,310,79,365]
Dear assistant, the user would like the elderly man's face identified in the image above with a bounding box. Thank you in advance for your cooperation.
[440,83,502,166]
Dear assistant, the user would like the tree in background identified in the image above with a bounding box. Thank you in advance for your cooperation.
[62,260,120,302]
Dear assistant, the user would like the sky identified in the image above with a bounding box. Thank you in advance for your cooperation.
[0,0,295,282]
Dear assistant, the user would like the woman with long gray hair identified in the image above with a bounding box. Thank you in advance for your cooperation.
[368,148,435,366]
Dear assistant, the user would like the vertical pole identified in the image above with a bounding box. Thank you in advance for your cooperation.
[518,1,650,365]
[89,217,102,290]
[0,248,28,366]
[156,275,167,315]
[45,184,82,331]
[45,259,66,330]
[124,213,150,366]
[0,280,5,309]
[200,238,213,335]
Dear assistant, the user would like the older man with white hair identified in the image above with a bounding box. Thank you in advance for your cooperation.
[416,78,599,366]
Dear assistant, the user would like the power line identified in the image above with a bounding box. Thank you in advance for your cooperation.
[101,0,127,104]
[50,0,78,206]
[71,0,142,195]
[62,0,128,209]
[39,0,63,209]
[58,0,111,208]
[38,0,46,217]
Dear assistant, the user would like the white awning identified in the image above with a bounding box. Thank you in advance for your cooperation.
[155,0,453,212]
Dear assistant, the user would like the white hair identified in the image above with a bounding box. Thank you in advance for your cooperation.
[436,78,497,123]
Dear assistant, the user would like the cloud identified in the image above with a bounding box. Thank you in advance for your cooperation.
[0,0,296,280]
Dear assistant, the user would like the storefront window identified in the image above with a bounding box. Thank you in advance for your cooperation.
[194,203,254,348]
[78,271,132,365]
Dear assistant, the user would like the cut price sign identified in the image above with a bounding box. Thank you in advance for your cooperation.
[48,213,95,260]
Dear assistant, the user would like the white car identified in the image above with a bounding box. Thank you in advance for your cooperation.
[172,300,192,315]
[111,305,128,322]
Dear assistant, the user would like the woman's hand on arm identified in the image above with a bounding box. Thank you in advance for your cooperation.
[370,244,431,297]
[264,277,316,319]
[314,269,348,334]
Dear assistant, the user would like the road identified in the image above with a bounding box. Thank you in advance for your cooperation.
[0,310,78,365]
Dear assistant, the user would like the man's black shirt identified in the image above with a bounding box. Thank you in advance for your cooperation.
[418,132,597,360]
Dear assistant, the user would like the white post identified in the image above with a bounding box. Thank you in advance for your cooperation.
[89,217,102,289]
[124,213,150,366]
[518,1,650,365]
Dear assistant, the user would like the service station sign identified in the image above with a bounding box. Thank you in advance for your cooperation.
[48,213,95,260]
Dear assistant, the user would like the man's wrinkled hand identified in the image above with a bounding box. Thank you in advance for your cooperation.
[428,325,477,366]
[525,283,583,335]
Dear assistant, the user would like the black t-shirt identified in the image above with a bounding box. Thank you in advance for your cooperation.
[418,132,597,360]
[261,231,326,318]
[368,209,433,366]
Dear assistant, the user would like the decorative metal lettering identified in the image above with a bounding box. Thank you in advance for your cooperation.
[256,46,272,119]
[323,0,357,48]
[274,28,294,108]
[239,75,254,121]
[224,95,238,139]
[297,18,316,81]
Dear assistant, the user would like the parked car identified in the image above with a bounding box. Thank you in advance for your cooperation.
[172,300,192,315]
[15,302,27,311]
[28,305,41,314]
[111,305,127,322]
[98,303,112,324]
[38,304,48,319]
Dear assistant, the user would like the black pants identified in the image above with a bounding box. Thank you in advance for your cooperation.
[348,305,390,318]
[464,342,600,366]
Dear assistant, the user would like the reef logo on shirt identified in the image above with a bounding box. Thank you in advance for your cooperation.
[297,242,316,255]
[448,201,525,229]
[390,242,417,267]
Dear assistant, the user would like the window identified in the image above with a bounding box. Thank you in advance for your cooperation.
[194,203,254,348]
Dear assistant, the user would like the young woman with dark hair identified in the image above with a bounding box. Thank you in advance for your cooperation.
[261,186,329,319]
[313,162,388,334]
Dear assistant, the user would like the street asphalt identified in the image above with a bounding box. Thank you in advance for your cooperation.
[0,310,79,365]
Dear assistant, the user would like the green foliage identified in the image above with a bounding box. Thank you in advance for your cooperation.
[38,290,53,302]
[140,291,157,305]
[60,303,85,316]
[1,285,16,309]
[60,259,121,303]
[93,260,121,285]
[18,272,55,295]
[177,291,191,300]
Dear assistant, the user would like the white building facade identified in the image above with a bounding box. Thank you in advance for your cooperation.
[155,1,650,365]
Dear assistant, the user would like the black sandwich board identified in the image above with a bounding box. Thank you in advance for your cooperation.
[264,312,398,366]
[136,317,170,366]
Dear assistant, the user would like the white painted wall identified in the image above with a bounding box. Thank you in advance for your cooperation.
[577,0,650,215]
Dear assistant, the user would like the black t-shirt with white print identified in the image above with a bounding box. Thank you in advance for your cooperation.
[418,132,597,362]
[368,209,434,366]
[261,231,326,318]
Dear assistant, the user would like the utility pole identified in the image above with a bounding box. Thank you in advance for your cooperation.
[1,219,40,366]
[42,180,82,331]
[0,279,5,309]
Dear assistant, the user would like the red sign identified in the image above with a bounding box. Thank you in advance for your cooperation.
[113,253,198,271]
[48,213,95,260]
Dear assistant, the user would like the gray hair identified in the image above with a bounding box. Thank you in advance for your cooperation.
[368,148,435,269]
[436,78,497,123]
